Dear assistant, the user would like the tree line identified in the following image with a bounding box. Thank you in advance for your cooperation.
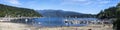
[97,3,120,30]
[0,4,42,17]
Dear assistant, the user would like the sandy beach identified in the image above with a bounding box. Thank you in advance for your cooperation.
[0,22,113,30]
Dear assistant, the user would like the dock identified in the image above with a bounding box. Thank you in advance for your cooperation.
[0,17,40,22]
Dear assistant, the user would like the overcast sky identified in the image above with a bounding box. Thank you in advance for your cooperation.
[0,0,120,14]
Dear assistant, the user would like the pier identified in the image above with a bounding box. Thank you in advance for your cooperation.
[0,17,41,22]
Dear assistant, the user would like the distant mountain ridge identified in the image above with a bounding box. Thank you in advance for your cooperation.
[36,10,96,18]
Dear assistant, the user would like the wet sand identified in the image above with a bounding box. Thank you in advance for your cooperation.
[0,22,113,30]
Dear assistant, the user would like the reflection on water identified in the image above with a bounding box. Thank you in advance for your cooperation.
[10,17,98,27]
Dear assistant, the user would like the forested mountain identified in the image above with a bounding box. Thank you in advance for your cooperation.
[97,3,120,30]
[97,3,120,19]
[36,10,96,18]
[0,4,42,17]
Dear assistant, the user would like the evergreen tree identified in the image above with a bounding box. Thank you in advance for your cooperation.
[0,4,42,17]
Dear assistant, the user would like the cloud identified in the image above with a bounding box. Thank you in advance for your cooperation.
[61,0,111,6]
[99,1,110,4]
[61,0,92,5]
[68,0,87,2]
[4,0,21,5]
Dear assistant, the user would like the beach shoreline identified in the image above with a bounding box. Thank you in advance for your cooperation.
[0,22,113,30]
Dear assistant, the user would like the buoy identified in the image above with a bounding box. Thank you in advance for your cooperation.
[25,19,28,22]
[38,22,41,24]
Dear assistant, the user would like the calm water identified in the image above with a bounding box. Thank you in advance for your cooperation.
[32,17,98,27]
[11,17,98,27]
